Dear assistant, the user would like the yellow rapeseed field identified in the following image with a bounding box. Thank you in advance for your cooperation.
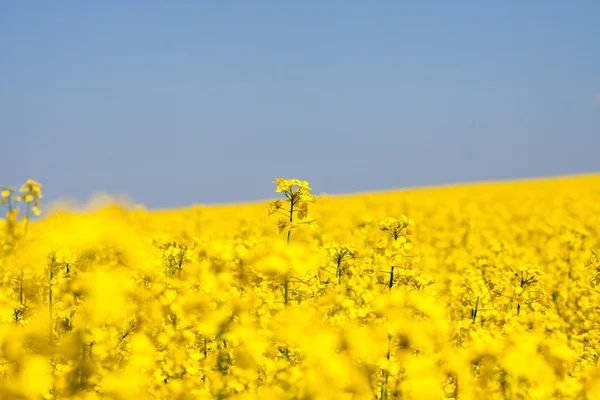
[1,175,600,399]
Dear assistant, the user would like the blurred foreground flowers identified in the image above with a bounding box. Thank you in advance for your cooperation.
[0,175,599,399]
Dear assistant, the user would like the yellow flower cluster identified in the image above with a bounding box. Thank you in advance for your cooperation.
[0,175,599,399]
[2,179,43,240]
[267,178,318,237]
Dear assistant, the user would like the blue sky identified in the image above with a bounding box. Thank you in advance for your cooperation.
[1,2,599,208]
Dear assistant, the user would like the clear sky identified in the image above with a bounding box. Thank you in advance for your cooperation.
[1,2,599,208]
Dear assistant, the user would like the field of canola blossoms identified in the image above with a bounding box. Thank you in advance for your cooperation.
[1,176,600,399]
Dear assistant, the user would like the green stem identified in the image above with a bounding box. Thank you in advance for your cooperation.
[382,334,392,399]
[284,195,294,307]
[178,252,184,278]
[472,296,479,324]
[286,196,294,244]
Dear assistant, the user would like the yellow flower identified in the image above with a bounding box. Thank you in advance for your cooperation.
[277,218,289,234]
[266,200,283,216]
[273,177,294,193]
[297,180,312,191]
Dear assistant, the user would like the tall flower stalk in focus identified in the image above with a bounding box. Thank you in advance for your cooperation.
[376,215,415,400]
[267,178,317,306]
[377,216,415,292]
